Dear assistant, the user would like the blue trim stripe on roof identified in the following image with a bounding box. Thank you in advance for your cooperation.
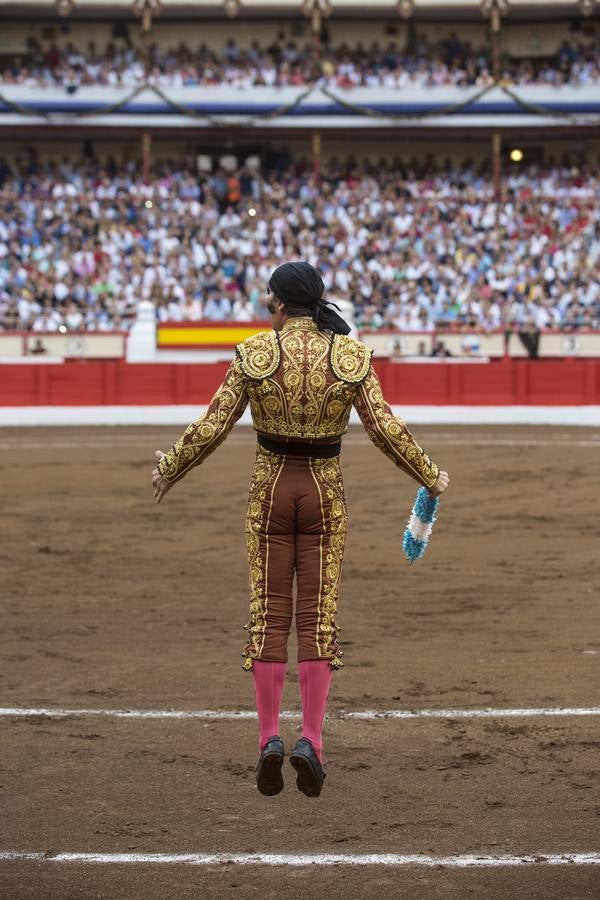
[1,99,600,117]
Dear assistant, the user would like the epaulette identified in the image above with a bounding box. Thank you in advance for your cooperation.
[330,334,373,384]
[236,330,281,380]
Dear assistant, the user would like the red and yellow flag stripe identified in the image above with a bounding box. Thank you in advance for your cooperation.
[158,322,270,349]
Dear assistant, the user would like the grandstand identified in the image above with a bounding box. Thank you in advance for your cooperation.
[0,0,599,394]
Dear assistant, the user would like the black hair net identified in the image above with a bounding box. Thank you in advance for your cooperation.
[268,261,351,335]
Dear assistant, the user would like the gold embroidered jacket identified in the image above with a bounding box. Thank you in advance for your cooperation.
[158,317,439,488]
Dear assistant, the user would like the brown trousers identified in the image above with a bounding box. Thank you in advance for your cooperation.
[242,446,347,671]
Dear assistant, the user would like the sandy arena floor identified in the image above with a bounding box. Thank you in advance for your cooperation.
[1,424,599,899]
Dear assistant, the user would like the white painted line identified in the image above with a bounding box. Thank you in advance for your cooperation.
[2,405,600,427]
[0,707,262,720]
[0,850,599,868]
[405,438,600,448]
[2,706,600,721]
[0,441,181,450]
[346,707,600,719]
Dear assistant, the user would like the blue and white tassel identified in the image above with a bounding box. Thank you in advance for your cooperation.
[403,487,439,563]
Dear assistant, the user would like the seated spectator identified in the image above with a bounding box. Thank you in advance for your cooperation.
[431,339,453,358]
[32,310,61,332]
[64,302,85,331]
[0,34,598,89]
[203,293,231,321]
[231,295,256,322]
[29,337,48,354]
[0,155,598,339]
[517,319,541,358]
[181,296,203,321]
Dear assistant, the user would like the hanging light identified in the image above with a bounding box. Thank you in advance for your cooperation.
[578,0,595,15]
[397,0,414,18]
[55,0,74,16]
[132,0,162,33]
[509,148,524,163]
[301,0,332,16]
[223,0,241,17]
[302,0,332,31]
[480,0,510,31]
[480,0,510,14]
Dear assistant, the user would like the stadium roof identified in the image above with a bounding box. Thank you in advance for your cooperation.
[1,0,597,18]
[2,83,599,135]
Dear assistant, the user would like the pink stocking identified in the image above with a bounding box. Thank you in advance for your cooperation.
[298,660,332,762]
[252,660,287,752]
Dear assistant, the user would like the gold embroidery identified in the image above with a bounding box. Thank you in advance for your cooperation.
[236,330,280,380]
[308,462,325,659]
[354,369,439,489]
[242,447,285,671]
[310,456,347,669]
[281,318,319,332]
[330,334,373,384]
[158,357,248,484]
[245,323,357,440]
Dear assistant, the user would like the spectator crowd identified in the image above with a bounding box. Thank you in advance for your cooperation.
[0,156,598,336]
[1,33,599,89]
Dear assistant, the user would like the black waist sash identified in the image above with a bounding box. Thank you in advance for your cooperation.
[257,434,341,458]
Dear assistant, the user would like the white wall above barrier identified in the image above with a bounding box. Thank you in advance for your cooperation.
[362,330,600,360]
[0,335,24,358]
[509,331,600,358]
[360,331,506,358]
[0,332,125,359]
[3,329,600,362]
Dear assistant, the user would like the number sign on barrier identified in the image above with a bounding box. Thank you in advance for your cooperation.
[508,331,600,358]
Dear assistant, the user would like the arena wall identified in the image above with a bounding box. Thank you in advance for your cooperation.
[1,359,599,427]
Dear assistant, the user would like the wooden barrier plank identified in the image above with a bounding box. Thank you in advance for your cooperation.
[1,360,599,407]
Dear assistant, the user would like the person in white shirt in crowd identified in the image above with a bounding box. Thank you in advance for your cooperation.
[203,293,231,321]
[1,35,598,88]
[32,310,61,332]
[231,294,257,322]
[17,292,40,329]
[64,302,84,331]
[0,156,598,337]
[181,296,203,321]
[53,279,70,305]
[218,206,242,232]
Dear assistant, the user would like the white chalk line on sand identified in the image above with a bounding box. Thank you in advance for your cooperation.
[2,706,600,721]
[1,850,599,868]
[1,436,600,450]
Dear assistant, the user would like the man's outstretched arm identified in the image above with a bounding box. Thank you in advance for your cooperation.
[354,366,448,494]
[152,357,248,501]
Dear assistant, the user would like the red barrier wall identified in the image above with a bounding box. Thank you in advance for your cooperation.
[1,359,599,406]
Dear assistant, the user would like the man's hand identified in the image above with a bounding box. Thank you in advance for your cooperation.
[429,470,450,498]
[152,450,172,504]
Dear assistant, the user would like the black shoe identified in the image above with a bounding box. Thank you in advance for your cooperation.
[256,736,284,796]
[289,737,325,798]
